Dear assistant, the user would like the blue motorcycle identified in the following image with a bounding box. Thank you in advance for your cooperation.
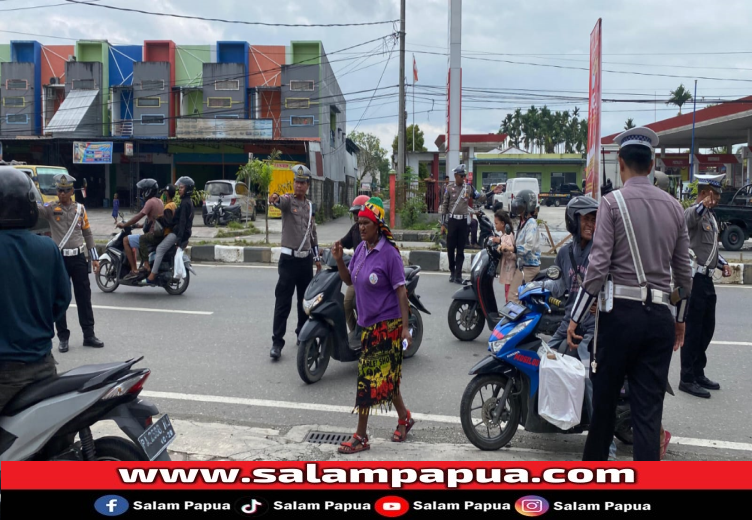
[459,266,633,450]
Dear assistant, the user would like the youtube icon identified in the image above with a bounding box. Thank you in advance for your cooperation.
[375,496,410,518]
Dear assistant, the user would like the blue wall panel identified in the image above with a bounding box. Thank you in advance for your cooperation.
[11,41,42,135]
[109,45,142,86]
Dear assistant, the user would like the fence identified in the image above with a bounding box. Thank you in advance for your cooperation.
[310,178,335,220]
[393,178,442,214]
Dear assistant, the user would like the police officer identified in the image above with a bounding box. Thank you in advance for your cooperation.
[680,174,731,398]
[269,165,321,360]
[440,164,483,283]
[38,173,104,352]
[567,127,693,461]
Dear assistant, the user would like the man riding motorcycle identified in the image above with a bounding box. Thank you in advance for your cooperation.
[118,178,164,280]
[339,195,369,333]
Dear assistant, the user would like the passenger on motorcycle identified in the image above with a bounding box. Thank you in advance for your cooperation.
[509,189,541,304]
[0,167,71,410]
[173,177,195,250]
[146,184,178,285]
[118,179,165,280]
[340,195,369,333]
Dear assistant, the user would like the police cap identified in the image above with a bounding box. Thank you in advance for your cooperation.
[293,165,312,183]
[54,173,75,190]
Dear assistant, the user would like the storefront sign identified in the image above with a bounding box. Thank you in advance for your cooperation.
[73,142,113,164]
[125,142,134,156]
[176,119,273,139]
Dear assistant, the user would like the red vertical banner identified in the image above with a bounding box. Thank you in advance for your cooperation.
[586,19,602,200]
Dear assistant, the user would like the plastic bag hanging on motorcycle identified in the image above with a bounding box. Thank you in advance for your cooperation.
[537,342,586,430]
[174,247,186,280]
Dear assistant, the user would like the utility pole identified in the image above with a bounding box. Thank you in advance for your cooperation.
[397,0,406,180]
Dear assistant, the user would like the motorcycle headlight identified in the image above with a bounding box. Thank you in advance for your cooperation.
[490,320,533,353]
[303,292,324,315]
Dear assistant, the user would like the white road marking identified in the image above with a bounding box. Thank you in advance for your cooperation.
[711,341,752,346]
[72,304,213,316]
[716,285,752,289]
[141,390,752,452]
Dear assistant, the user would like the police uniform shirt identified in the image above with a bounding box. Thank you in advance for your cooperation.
[440,182,479,221]
[686,202,728,270]
[274,195,319,254]
[39,201,97,259]
[571,176,693,323]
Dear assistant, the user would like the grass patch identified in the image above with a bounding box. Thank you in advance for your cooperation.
[215,223,261,238]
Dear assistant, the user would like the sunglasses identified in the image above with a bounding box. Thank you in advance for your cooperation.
[57,188,73,193]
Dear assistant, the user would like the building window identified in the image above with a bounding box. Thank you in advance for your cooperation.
[141,114,165,125]
[290,80,314,91]
[136,97,161,107]
[285,98,310,109]
[215,114,239,119]
[139,80,165,90]
[6,114,29,124]
[6,79,28,90]
[72,79,95,90]
[215,80,240,91]
[207,97,232,108]
[2,97,25,107]
[290,116,314,126]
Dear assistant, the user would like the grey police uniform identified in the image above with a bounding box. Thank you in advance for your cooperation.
[440,165,482,281]
[680,174,727,393]
[570,127,692,461]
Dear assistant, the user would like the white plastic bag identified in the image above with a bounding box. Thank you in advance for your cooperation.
[538,341,586,430]
[174,247,186,280]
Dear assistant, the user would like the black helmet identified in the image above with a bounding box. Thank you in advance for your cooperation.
[136,178,159,200]
[511,189,537,217]
[160,184,176,199]
[0,166,39,230]
[565,196,599,236]
[176,176,195,194]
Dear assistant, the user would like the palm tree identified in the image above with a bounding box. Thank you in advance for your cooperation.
[624,118,636,130]
[667,84,693,115]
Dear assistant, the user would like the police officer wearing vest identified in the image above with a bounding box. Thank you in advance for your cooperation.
[567,127,692,461]
[269,165,321,360]
[38,174,104,352]
[440,164,483,283]
[680,173,731,398]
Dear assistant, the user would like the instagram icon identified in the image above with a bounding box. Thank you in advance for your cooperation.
[515,495,550,517]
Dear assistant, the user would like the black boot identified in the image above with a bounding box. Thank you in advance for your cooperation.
[678,381,711,398]
[270,345,282,360]
[58,339,69,353]
[696,376,720,390]
[83,336,104,348]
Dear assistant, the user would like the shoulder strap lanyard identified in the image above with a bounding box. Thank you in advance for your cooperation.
[568,245,583,286]
[296,200,313,254]
[613,190,647,286]
[703,213,719,269]
[59,203,83,251]
[450,184,467,215]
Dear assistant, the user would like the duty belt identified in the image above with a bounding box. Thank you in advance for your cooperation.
[613,284,671,307]
[694,265,715,277]
[280,247,311,258]
[62,244,85,257]
[450,214,467,220]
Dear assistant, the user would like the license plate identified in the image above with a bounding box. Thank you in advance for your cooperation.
[137,414,176,461]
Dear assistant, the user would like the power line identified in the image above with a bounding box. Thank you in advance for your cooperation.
[0,0,104,12]
[63,0,399,27]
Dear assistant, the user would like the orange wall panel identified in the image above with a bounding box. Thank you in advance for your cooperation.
[40,45,74,84]
[248,45,285,88]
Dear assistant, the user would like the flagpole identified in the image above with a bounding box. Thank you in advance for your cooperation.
[689,79,698,182]
[412,55,415,153]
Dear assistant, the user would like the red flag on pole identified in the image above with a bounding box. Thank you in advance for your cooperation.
[413,54,418,82]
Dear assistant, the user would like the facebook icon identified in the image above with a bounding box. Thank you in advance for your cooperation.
[94,495,129,516]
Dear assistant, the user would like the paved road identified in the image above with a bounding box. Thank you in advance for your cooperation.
[56,264,752,460]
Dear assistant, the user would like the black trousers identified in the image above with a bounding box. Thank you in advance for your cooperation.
[0,353,57,412]
[583,298,674,461]
[681,274,716,383]
[272,253,314,348]
[447,218,468,276]
[56,253,95,341]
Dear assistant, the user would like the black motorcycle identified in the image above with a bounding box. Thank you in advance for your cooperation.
[296,250,430,384]
[206,195,241,227]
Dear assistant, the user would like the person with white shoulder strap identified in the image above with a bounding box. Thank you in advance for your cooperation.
[38,173,104,352]
[567,127,692,461]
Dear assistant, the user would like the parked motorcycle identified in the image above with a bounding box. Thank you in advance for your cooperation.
[0,356,174,461]
[296,249,430,384]
[95,216,195,295]
[459,267,633,450]
[206,195,241,227]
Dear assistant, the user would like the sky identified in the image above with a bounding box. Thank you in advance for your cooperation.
[3,0,752,151]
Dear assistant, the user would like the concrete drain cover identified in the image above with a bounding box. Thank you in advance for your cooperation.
[304,431,352,445]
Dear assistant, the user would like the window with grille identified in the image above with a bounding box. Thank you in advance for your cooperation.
[286,98,310,109]
[291,116,314,126]
[207,97,232,108]
[136,97,161,107]
[140,80,165,90]
[6,79,28,90]
[3,97,25,107]
[6,114,28,124]
[290,80,314,91]
[215,80,240,91]
[141,114,165,125]
[72,79,95,90]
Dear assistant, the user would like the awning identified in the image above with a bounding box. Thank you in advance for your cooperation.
[46,89,99,134]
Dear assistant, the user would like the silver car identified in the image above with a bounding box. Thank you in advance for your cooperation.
[202,180,256,225]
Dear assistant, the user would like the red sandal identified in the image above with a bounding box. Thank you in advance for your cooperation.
[338,434,370,454]
[392,410,415,442]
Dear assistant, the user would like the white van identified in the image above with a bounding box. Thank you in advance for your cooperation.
[493,177,540,213]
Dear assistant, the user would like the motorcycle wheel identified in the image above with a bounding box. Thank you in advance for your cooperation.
[297,337,331,384]
[614,426,634,445]
[448,300,485,341]
[404,306,423,359]
[554,198,561,207]
[92,436,148,461]
[95,260,119,293]
[164,270,190,296]
[460,374,520,451]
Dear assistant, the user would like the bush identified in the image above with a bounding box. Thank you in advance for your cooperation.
[398,195,427,229]
[332,204,349,219]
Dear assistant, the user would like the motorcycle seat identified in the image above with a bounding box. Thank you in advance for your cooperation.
[404,265,421,281]
[2,362,131,416]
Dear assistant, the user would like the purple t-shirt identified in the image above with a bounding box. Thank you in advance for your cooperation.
[349,236,405,328]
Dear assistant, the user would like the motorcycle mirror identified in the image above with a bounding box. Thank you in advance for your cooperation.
[546,265,562,280]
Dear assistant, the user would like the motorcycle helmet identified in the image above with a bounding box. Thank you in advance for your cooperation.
[176,176,195,194]
[565,196,599,237]
[350,194,369,214]
[653,170,670,193]
[161,184,176,199]
[0,166,39,230]
[510,189,537,217]
[136,178,159,200]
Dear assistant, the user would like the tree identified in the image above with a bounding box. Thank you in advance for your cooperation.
[667,84,693,115]
[377,156,391,192]
[392,124,427,156]
[624,118,636,130]
[349,131,388,186]
[236,149,280,244]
